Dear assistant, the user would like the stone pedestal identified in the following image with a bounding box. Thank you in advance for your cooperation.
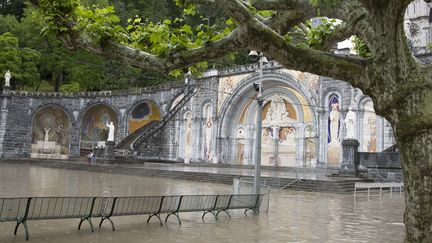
[3,86,10,93]
[103,141,115,161]
[341,139,360,175]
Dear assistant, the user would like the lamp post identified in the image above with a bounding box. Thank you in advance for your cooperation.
[249,51,268,195]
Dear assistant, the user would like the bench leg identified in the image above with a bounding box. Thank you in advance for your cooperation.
[216,210,231,219]
[14,219,29,241]
[244,208,258,215]
[202,211,216,221]
[147,214,163,226]
[78,217,94,232]
[99,217,115,231]
[165,213,181,226]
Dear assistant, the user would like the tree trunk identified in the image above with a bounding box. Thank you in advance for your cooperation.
[398,129,432,242]
[54,69,63,92]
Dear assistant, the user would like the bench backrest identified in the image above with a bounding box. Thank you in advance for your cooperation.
[178,195,218,212]
[0,198,29,222]
[107,196,164,216]
[26,197,97,220]
[229,194,260,209]
[0,194,263,221]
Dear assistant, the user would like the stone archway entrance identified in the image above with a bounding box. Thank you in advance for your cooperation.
[80,104,118,151]
[31,106,71,159]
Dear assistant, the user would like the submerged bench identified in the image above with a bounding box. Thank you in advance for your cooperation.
[0,194,262,240]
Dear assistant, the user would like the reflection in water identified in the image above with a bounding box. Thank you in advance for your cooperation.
[0,163,404,242]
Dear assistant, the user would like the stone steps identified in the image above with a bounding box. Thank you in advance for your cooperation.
[2,159,363,194]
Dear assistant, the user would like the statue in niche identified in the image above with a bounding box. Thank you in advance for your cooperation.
[328,103,340,144]
[4,70,11,87]
[344,107,357,139]
[184,113,193,158]
[44,127,50,142]
[106,122,115,142]
[265,94,290,124]
[55,124,65,145]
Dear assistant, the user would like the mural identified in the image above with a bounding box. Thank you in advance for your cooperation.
[362,101,377,152]
[32,106,70,155]
[81,104,117,142]
[184,112,193,159]
[261,94,298,166]
[261,127,274,165]
[279,127,296,167]
[262,94,297,123]
[327,94,341,165]
[128,101,161,134]
[217,74,247,112]
[203,104,213,161]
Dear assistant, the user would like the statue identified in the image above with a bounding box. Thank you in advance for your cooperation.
[106,122,115,142]
[4,70,11,87]
[345,107,357,139]
[329,103,340,143]
[265,94,290,124]
[44,127,50,142]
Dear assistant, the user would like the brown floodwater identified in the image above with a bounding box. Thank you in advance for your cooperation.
[0,163,405,242]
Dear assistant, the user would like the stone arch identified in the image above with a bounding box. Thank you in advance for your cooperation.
[126,99,161,134]
[217,70,318,166]
[30,104,72,158]
[219,71,318,140]
[79,102,119,150]
[358,96,378,152]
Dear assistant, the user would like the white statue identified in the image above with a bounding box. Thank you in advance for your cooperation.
[345,107,357,139]
[265,94,290,124]
[106,122,115,142]
[44,127,50,142]
[4,70,11,87]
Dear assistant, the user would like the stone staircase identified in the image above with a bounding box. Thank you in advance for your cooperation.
[115,86,197,153]
[5,159,363,193]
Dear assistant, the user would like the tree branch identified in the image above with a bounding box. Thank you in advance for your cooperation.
[75,27,246,73]
[242,20,369,88]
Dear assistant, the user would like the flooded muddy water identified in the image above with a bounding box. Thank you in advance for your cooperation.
[0,163,405,242]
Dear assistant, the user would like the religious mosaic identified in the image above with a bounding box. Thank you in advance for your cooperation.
[128,102,161,134]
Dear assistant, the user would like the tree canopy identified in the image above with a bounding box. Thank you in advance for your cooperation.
[5,0,432,241]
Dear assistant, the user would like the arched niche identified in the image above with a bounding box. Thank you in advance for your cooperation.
[81,104,118,148]
[359,99,377,152]
[202,103,214,161]
[31,105,71,157]
[327,93,342,166]
[128,101,161,134]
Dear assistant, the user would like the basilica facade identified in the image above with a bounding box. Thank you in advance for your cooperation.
[162,61,396,167]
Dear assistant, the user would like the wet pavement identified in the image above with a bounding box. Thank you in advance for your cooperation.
[0,163,405,242]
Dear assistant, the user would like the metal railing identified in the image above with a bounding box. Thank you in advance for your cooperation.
[0,193,262,240]
[131,87,198,150]
[354,182,404,197]
[115,86,197,152]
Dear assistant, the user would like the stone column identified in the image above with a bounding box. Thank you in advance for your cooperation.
[0,92,10,158]
[341,139,360,175]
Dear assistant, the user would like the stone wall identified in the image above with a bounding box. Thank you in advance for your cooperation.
[0,61,400,167]
[0,85,183,159]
